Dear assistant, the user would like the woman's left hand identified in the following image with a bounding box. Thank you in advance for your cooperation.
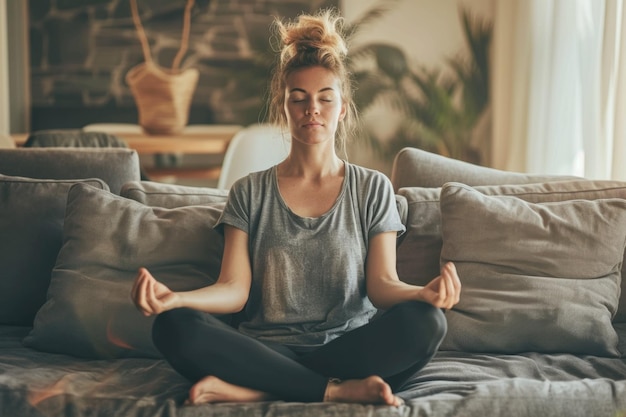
[419,262,461,310]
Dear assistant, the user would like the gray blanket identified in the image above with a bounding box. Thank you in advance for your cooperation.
[1,325,625,417]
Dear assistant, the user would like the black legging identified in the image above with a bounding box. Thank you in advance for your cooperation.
[152,300,446,402]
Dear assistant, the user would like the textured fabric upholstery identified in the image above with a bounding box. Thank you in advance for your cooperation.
[0,148,141,194]
[0,175,109,326]
[24,129,129,148]
[390,147,580,191]
[439,182,626,355]
[23,129,150,181]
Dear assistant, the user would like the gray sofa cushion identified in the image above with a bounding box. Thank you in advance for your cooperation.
[120,180,409,226]
[24,129,129,148]
[0,175,109,326]
[397,180,626,323]
[24,183,225,358]
[438,183,626,356]
[120,180,229,208]
[390,147,579,191]
[0,148,141,194]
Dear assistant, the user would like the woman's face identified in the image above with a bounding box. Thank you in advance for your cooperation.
[283,66,346,147]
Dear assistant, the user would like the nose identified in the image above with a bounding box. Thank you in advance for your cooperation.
[306,100,320,116]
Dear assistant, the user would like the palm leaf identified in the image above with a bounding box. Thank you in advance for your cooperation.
[459,8,491,103]
[353,70,395,112]
[344,0,403,40]
[348,4,493,164]
[349,43,409,82]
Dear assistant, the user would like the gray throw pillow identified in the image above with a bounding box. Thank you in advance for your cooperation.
[0,175,109,326]
[397,180,626,323]
[120,180,229,208]
[24,183,225,359]
[438,183,626,356]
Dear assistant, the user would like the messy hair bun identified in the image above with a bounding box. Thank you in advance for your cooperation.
[277,10,348,72]
[268,9,357,154]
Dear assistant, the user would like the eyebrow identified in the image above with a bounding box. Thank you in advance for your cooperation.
[288,87,336,93]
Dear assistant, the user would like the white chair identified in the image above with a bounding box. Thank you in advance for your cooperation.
[217,124,290,190]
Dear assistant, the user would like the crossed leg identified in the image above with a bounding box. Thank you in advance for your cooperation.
[152,301,445,405]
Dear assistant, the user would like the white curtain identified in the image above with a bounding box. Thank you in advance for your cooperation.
[492,0,626,180]
[0,0,10,136]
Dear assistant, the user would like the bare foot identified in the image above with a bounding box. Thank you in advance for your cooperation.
[324,376,403,406]
[187,375,273,405]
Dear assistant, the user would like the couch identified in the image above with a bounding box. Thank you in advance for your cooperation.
[0,146,625,417]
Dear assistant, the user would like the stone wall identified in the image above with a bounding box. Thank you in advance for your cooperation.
[28,0,337,130]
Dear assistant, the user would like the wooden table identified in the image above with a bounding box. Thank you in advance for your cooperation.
[11,125,242,182]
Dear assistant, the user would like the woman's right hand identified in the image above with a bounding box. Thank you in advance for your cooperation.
[130,267,180,316]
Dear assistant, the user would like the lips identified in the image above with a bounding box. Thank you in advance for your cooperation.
[303,120,323,127]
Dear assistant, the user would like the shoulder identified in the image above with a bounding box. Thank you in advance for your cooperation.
[229,166,274,196]
[346,163,393,191]
[221,166,276,225]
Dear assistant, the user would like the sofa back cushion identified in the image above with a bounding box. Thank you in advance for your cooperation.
[0,148,141,194]
[390,147,580,191]
[438,183,626,356]
[0,175,109,326]
[398,180,626,323]
[120,181,229,208]
[120,180,409,226]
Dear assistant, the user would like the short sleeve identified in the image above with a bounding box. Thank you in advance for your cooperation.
[215,177,251,234]
[365,171,406,238]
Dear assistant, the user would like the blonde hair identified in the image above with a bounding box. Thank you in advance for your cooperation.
[268,9,357,156]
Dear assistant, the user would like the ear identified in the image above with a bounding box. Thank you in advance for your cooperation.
[339,102,347,122]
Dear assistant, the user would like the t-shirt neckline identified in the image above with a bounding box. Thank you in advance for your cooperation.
[272,161,349,222]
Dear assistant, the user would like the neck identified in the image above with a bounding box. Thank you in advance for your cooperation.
[279,146,343,180]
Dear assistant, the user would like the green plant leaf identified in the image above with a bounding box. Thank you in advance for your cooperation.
[344,0,404,40]
[349,43,409,82]
[348,3,492,165]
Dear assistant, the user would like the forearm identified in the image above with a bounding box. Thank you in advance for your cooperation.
[176,280,249,315]
[367,278,425,310]
[369,262,461,310]
[174,224,251,315]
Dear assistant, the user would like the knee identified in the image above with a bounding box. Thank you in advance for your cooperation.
[392,301,447,355]
[152,308,202,355]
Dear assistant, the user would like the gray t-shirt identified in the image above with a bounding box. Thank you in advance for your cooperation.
[216,162,405,350]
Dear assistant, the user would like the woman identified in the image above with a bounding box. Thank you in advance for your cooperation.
[131,9,461,406]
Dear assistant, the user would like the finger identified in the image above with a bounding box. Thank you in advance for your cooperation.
[145,277,156,313]
[438,270,448,305]
[425,276,445,307]
[445,262,461,305]
[131,268,150,306]
[135,279,152,316]
[447,263,461,308]
[441,263,456,308]
[130,268,143,301]
[137,272,155,315]
[153,280,170,299]
[146,276,162,315]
